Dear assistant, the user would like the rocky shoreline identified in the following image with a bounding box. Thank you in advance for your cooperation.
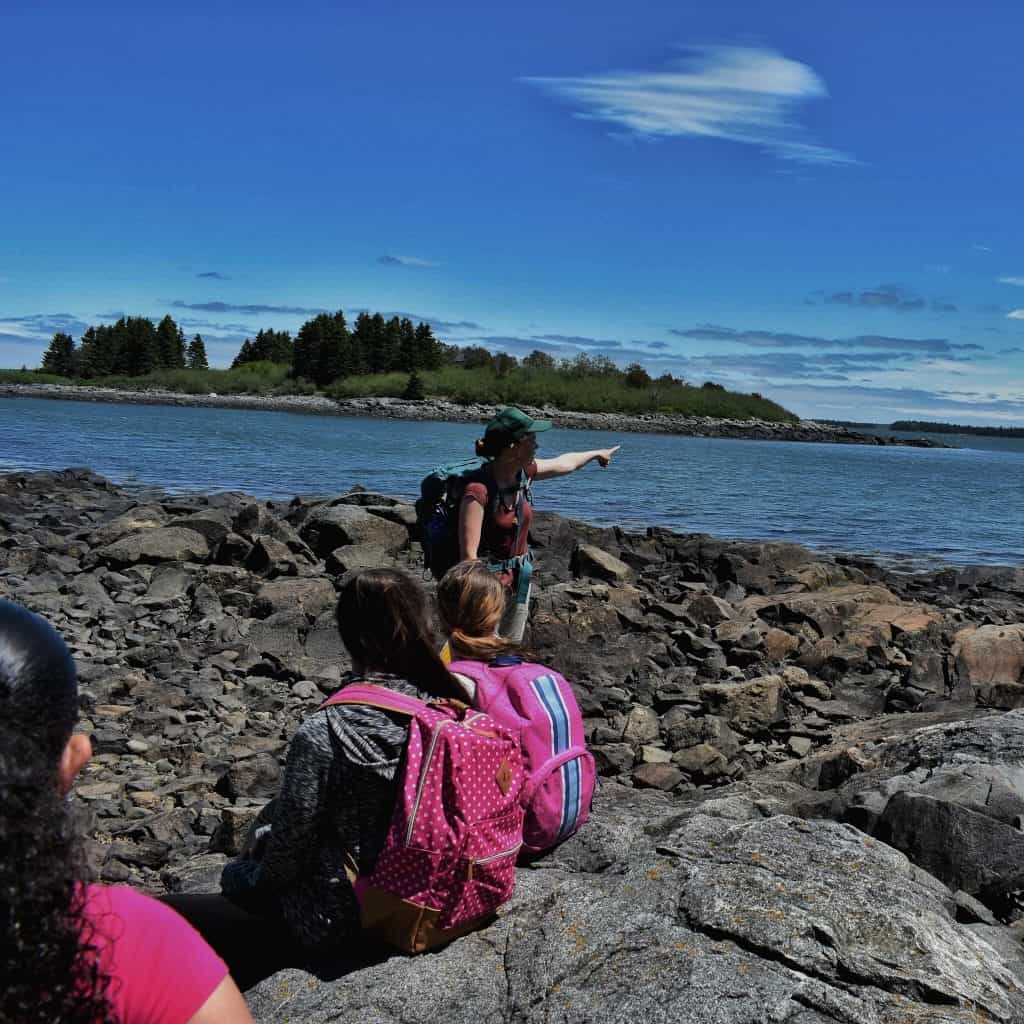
[4,468,1021,1021]
[1,382,952,446]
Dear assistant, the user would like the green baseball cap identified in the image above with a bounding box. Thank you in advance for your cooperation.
[485,406,553,439]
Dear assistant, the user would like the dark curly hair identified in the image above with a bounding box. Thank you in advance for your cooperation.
[0,600,114,1024]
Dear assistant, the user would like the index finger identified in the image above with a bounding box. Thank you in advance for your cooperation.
[608,445,621,454]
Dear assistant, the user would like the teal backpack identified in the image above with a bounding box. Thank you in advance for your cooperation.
[415,459,525,579]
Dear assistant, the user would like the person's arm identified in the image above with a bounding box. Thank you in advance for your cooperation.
[534,446,620,481]
[243,723,327,897]
[188,976,253,1024]
[458,485,487,560]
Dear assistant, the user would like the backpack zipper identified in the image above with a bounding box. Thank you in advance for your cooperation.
[407,719,451,844]
[468,842,522,881]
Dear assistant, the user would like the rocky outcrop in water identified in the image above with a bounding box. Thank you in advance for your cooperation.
[2,467,1020,1021]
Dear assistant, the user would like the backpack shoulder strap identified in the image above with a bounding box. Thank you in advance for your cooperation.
[445,659,490,681]
[321,683,426,718]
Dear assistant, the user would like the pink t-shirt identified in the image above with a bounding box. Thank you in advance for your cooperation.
[82,885,228,1024]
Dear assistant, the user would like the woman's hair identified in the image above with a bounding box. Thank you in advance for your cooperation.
[335,569,464,700]
[475,429,516,460]
[436,560,513,663]
[0,600,113,1023]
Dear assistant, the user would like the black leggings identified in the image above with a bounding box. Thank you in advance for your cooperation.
[161,893,305,992]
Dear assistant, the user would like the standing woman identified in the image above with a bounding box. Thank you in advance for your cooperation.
[0,599,252,1024]
[459,406,619,642]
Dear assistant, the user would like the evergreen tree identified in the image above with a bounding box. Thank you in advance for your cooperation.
[77,325,117,378]
[41,332,77,377]
[231,339,255,368]
[156,315,186,368]
[402,370,425,400]
[354,312,388,374]
[397,317,417,372]
[316,310,349,385]
[187,334,209,370]
[382,317,403,372]
[118,317,160,376]
[292,321,318,382]
[413,322,442,370]
[293,310,350,386]
[243,328,293,363]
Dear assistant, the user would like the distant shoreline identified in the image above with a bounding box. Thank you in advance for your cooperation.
[0,382,953,447]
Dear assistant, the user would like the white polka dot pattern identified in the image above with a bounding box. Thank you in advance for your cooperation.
[330,687,526,935]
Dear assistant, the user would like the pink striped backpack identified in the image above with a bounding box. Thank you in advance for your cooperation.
[321,683,524,954]
[446,656,595,853]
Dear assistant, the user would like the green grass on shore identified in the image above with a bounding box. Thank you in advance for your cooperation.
[0,362,301,395]
[2,363,798,422]
[334,367,797,420]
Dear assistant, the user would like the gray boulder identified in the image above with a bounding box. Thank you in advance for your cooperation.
[93,527,210,568]
[299,504,408,559]
[246,798,1024,1022]
[571,542,633,583]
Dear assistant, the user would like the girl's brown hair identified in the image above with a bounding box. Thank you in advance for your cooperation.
[436,560,512,663]
[335,569,463,700]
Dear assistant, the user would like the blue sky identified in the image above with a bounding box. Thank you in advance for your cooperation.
[2,0,1023,424]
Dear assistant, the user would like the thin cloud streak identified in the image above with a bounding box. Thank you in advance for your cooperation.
[821,284,957,313]
[172,300,328,315]
[998,277,1024,287]
[672,324,979,356]
[378,255,440,268]
[525,45,855,165]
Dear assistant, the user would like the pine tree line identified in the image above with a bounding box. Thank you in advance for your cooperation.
[41,316,208,377]
[40,306,444,387]
[231,310,444,387]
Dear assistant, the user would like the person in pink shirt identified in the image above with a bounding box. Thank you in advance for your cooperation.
[0,599,253,1024]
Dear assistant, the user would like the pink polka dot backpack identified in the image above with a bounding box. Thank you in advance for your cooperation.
[446,655,596,854]
[322,684,525,954]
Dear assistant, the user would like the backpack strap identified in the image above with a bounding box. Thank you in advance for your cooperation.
[321,683,426,718]
[322,683,470,718]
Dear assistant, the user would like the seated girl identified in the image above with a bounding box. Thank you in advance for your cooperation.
[166,568,467,986]
[0,599,252,1024]
[436,560,595,854]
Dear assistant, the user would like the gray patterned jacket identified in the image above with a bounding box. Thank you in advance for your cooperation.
[220,671,429,953]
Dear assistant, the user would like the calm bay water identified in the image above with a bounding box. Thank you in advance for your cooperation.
[2,396,1023,567]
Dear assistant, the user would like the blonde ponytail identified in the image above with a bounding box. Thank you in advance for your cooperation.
[436,561,513,663]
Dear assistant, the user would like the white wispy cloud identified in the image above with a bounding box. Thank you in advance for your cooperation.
[524,45,854,165]
[377,255,440,268]
[998,276,1024,287]
[1008,310,1024,320]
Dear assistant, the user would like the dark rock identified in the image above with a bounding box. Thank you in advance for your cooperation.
[878,790,1024,911]
[216,753,282,801]
[671,743,728,780]
[299,504,407,559]
[631,762,684,790]
[252,578,336,621]
[570,542,633,583]
[93,527,210,568]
